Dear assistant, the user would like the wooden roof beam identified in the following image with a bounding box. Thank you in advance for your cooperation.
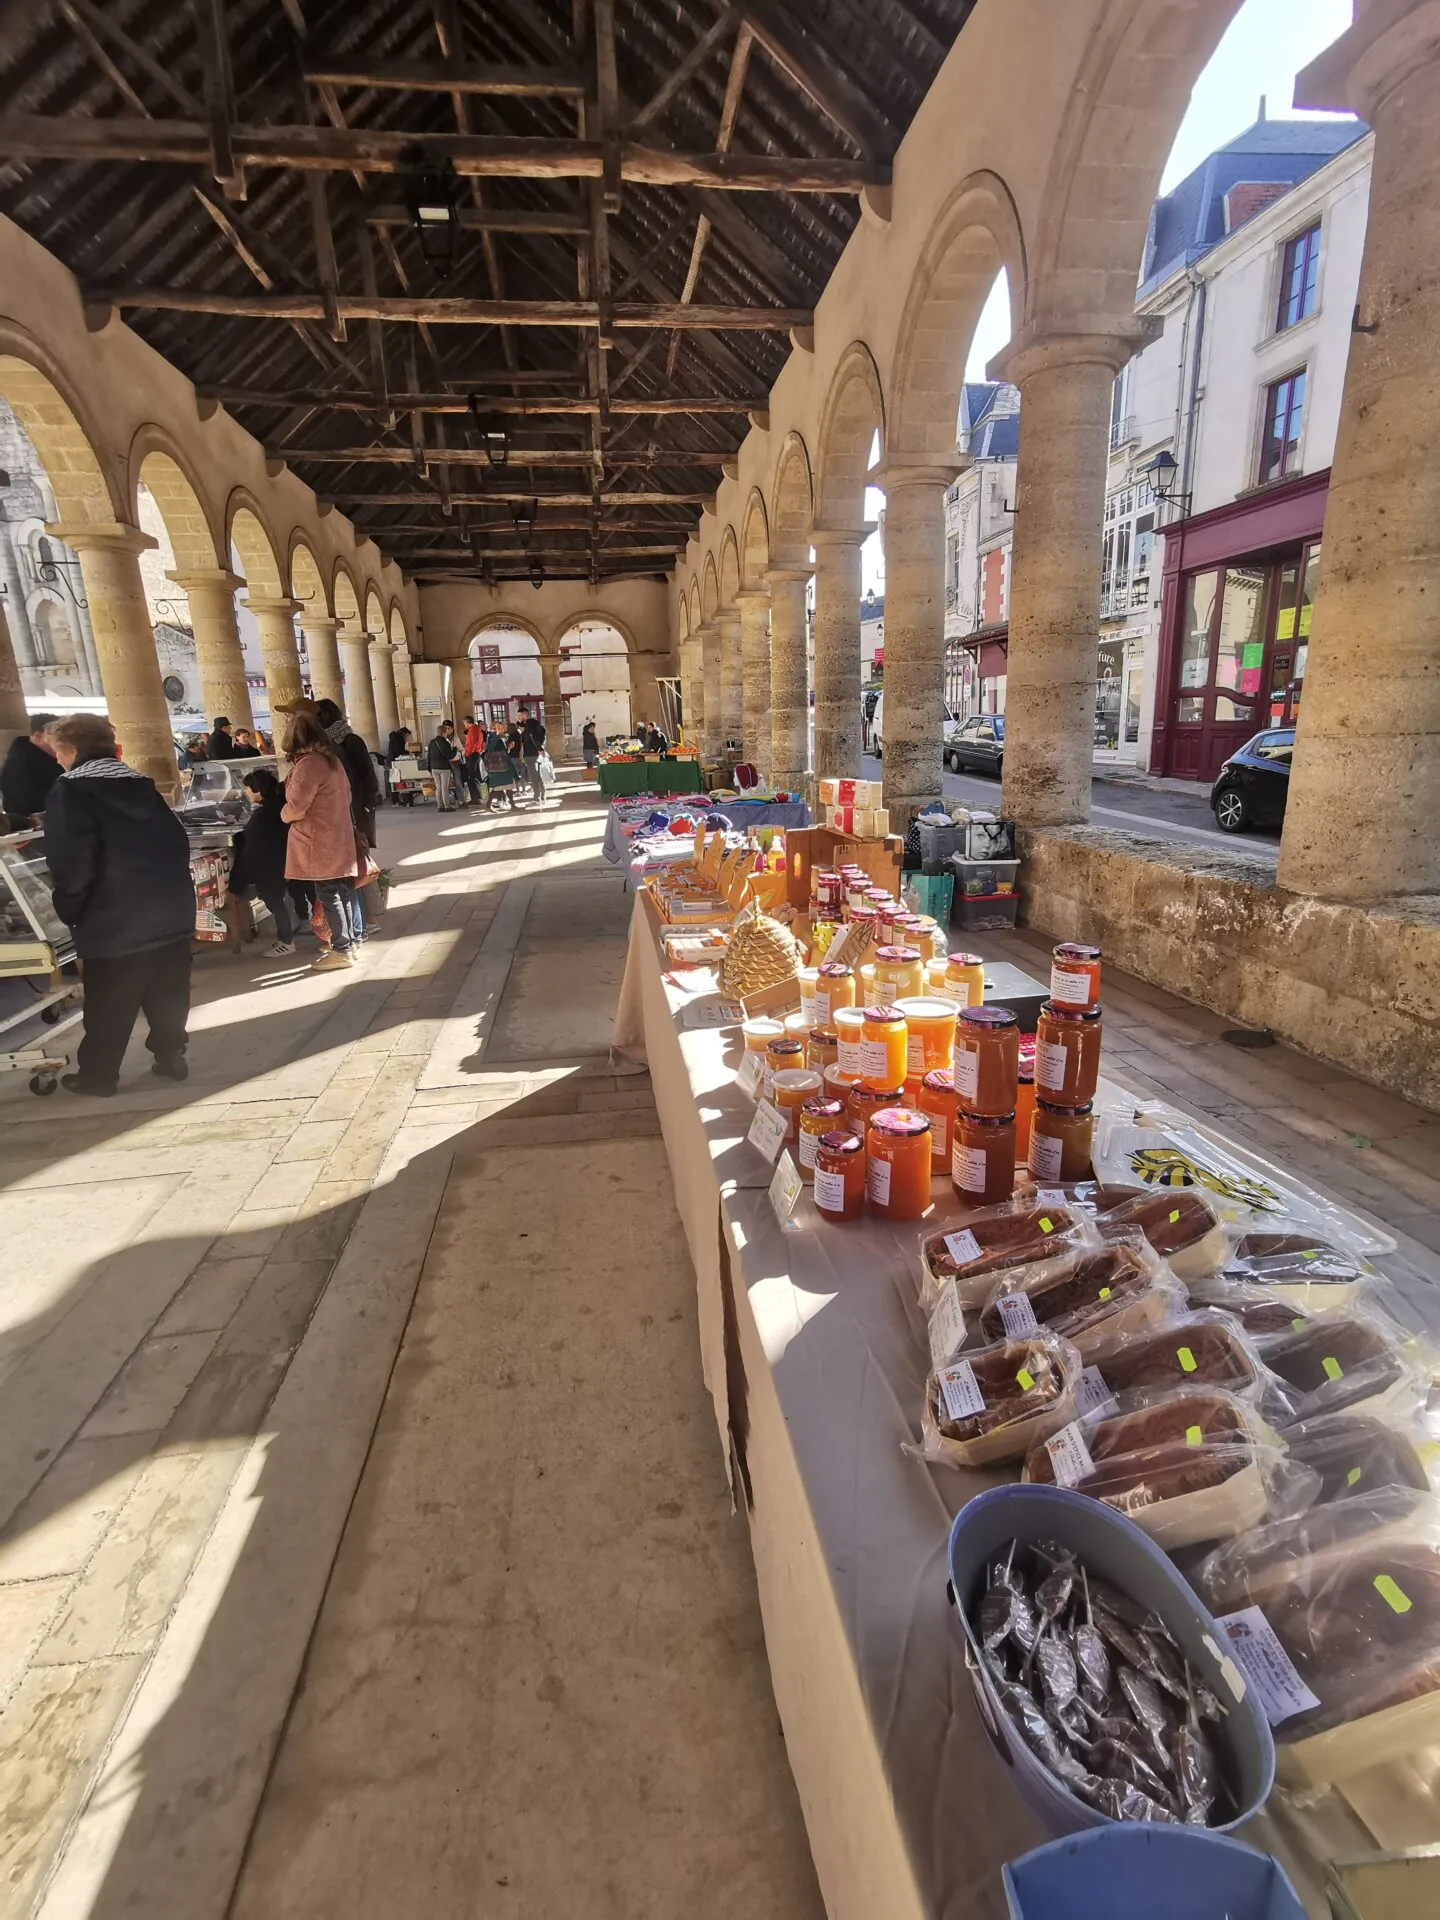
[367,203,589,235]
[273,445,730,465]
[89,289,812,328]
[319,489,707,505]
[198,386,760,412]
[303,57,587,98]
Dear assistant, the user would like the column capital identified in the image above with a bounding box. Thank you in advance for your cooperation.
[988,318,1161,387]
[734,586,770,606]
[46,520,156,558]
[296,611,343,635]
[367,636,393,652]
[1298,0,1440,119]
[716,606,741,628]
[810,522,877,546]
[695,619,720,640]
[870,461,965,492]
[764,566,812,586]
[166,566,243,593]
[244,594,302,617]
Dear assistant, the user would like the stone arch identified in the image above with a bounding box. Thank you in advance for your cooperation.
[815,342,886,531]
[363,583,386,639]
[226,491,284,598]
[677,595,690,644]
[388,600,409,649]
[740,489,770,589]
[701,552,719,621]
[289,537,326,613]
[770,431,813,569]
[463,608,546,652]
[550,607,639,655]
[130,431,220,572]
[888,171,1028,464]
[718,526,741,607]
[688,582,701,631]
[331,558,361,625]
[0,339,119,526]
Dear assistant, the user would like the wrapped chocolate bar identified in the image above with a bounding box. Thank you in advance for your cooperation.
[918,1331,1081,1467]
[1089,1185,1229,1281]
[976,1232,1185,1361]
[1081,1309,1274,1415]
[1262,1306,1429,1423]
[1280,1409,1437,1507]
[916,1200,1095,1310]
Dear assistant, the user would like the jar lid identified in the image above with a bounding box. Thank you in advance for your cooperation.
[1040,999,1103,1023]
[862,1003,904,1024]
[833,1005,866,1027]
[1035,1098,1095,1118]
[1054,943,1102,963]
[768,1037,804,1057]
[823,1065,861,1090]
[818,961,853,978]
[772,1068,823,1092]
[922,1068,956,1091]
[852,1082,904,1101]
[817,1129,864,1156]
[959,1004,1018,1030]
[959,1109,1016,1128]
[870,1106,931,1139]
[948,952,985,969]
[742,1017,784,1037]
[808,1025,839,1045]
[801,1096,845,1119]
[893,997,957,1021]
[874,944,921,963]
[849,906,877,921]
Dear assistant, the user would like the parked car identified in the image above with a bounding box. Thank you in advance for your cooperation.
[869,692,962,760]
[945,712,1005,776]
[1209,728,1294,832]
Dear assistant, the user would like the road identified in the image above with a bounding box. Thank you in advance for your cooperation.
[858,753,1281,858]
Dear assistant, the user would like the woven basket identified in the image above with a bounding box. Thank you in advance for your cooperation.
[719,910,802,999]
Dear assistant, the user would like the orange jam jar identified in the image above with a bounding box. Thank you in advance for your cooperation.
[771,1067,823,1147]
[952,1109,1018,1206]
[823,1063,862,1106]
[797,966,822,1024]
[784,1010,813,1045]
[926,956,950,995]
[860,1004,909,1088]
[834,1006,867,1077]
[865,1108,934,1220]
[814,962,856,1022]
[742,1016,783,1061]
[952,1005,1020,1117]
[918,1068,958,1170]
[1034,1001,1103,1106]
[806,1025,839,1074]
[1028,1100,1096,1184]
[764,1035,804,1103]
[893,996,958,1077]
[1050,942,1102,1011]
[797,1096,845,1180]
[942,952,987,1010]
[813,1129,866,1221]
[874,945,924,999]
[848,1080,904,1136]
[1015,1047,1036,1160]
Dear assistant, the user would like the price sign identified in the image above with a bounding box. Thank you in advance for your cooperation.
[682,997,744,1030]
[943,1228,982,1267]
[1218,1606,1321,1724]
[747,1099,789,1165]
[937,1360,986,1422]
[1045,1421,1095,1488]
[769,1150,803,1227]
[737,1051,763,1097]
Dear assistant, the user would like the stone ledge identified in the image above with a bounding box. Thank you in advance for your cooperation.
[1019,826,1440,1112]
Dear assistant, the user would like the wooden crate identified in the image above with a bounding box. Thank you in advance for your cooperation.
[785,825,904,909]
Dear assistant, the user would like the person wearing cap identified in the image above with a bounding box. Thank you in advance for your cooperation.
[206,716,235,761]
[1,712,60,828]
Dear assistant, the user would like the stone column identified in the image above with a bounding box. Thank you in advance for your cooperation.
[993,330,1145,828]
[167,568,253,733]
[696,620,722,761]
[298,613,345,707]
[874,468,957,824]
[50,521,177,797]
[370,641,401,740]
[1277,4,1440,898]
[243,594,305,726]
[717,608,744,754]
[447,656,475,727]
[680,636,704,746]
[392,650,417,738]
[810,528,868,780]
[765,567,811,793]
[736,587,772,778]
[338,624,380,746]
[538,652,565,754]
[0,600,28,762]
[629,651,665,736]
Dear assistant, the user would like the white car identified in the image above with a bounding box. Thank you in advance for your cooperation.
[868,692,963,759]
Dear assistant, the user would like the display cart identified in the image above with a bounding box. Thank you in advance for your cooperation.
[387,753,435,805]
[0,831,81,1095]
[176,755,281,941]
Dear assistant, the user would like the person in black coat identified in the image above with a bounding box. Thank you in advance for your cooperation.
[1,714,60,827]
[227,768,299,955]
[312,698,380,845]
[206,716,235,761]
[43,713,196,1097]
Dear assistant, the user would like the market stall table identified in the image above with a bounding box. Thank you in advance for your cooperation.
[602,796,811,873]
[611,891,1404,1920]
[597,757,704,797]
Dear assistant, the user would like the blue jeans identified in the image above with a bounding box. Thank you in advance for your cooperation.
[349,884,368,942]
[315,880,354,954]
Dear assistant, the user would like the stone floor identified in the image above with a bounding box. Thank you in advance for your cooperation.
[0,778,1435,1920]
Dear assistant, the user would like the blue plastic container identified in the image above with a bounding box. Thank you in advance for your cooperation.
[1002,1827,1307,1920]
[948,1484,1275,1838]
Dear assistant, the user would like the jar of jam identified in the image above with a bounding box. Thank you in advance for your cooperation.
[771,1067,823,1146]
[952,1005,1020,1116]
[1034,1001,1103,1106]
[925,956,950,995]
[848,1079,905,1136]
[806,1025,839,1074]
[866,1108,933,1220]
[834,1006,867,1077]
[813,1129,866,1221]
[918,1068,958,1170]
[858,962,877,1004]
[1029,1100,1096,1183]
[784,1010,812,1046]
[814,962,856,1022]
[764,1035,805,1103]
[860,1004,909,1088]
[823,1063,862,1106]
[797,966,822,1025]
[1050,942,1102,1010]
[742,1016,783,1061]
[942,953,986,1010]
[797,1096,845,1180]
[1015,1047,1036,1161]
[893,996,958,1077]
[810,918,840,957]
[952,1109,1018,1205]
[873,945,923,1000]
[848,904,878,938]
[813,868,845,913]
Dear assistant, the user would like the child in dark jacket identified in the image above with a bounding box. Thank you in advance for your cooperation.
[228,768,300,954]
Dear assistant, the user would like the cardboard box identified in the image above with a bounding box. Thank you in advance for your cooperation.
[818,777,839,806]
[785,825,904,909]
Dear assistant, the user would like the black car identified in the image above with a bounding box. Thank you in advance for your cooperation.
[1209,728,1294,832]
[945,712,1005,776]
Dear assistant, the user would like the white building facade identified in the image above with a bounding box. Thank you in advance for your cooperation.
[942,382,1018,716]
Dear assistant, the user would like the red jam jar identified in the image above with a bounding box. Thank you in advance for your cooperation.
[865,1108,933,1220]
[813,1129,866,1221]
[952,1109,1018,1205]
[1050,943,1102,1011]
[952,1005,1020,1117]
[1028,1099,1096,1183]
[1034,1001,1103,1106]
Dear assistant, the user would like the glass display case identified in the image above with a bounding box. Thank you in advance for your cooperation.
[0,831,75,974]
[176,754,281,848]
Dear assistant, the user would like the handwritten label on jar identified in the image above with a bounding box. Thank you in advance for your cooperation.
[860,1038,891,1079]
[1035,1039,1069,1093]
[813,1166,846,1214]
[1045,1420,1095,1488]
[813,990,831,1022]
[1218,1606,1321,1725]
[952,1050,979,1103]
[996,1292,1040,1338]
[798,1126,821,1171]
[866,1156,892,1206]
[930,1115,951,1162]
[737,1051,763,1098]
[837,1035,865,1074]
[768,1150,803,1227]
[1076,1365,1118,1425]
[943,1228,983,1267]
[747,1100,789,1165]
[1029,1131,1064,1181]
[952,1143,990,1195]
[928,1278,967,1366]
[907,1034,926,1074]
[1049,966,1092,1006]
[938,1360,986,1423]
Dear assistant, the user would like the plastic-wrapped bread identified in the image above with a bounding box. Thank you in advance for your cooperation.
[919,1331,1081,1467]
[1082,1310,1269,1412]
[1091,1186,1228,1280]
[976,1235,1184,1360]
[1279,1410,1436,1507]
[1221,1222,1377,1312]
[916,1202,1092,1309]
[1262,1309,1424,1423]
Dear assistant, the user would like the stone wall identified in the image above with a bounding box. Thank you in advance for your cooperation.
[1021,828,1440,1112]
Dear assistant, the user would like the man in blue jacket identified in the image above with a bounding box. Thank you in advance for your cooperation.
[43,714,196,1097]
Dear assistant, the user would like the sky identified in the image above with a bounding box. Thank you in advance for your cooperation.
[860,0,1355,593]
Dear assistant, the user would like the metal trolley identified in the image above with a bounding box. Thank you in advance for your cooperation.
[0,831,81,1095]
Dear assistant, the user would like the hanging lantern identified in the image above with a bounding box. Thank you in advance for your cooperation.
[403,151,459,278]
[468,395,509,466]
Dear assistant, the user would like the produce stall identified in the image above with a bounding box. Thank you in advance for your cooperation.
[610,819,1440,1919]
[601,794,810,874]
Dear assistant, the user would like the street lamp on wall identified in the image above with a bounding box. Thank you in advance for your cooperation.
[1143,449,1192,515]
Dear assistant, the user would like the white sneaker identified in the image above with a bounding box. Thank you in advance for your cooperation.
[266,940,296,957]
[310,949,355,972]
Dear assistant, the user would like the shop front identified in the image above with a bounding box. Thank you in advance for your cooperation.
[1150,468,1327,780]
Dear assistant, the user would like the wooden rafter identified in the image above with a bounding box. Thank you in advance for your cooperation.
[201,385,759,412]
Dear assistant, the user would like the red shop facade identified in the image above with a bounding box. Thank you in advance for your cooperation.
[1150,467,1328,781]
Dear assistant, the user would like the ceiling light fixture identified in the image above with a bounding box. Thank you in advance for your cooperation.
[403,149,459,278]
[468,395,509,466]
